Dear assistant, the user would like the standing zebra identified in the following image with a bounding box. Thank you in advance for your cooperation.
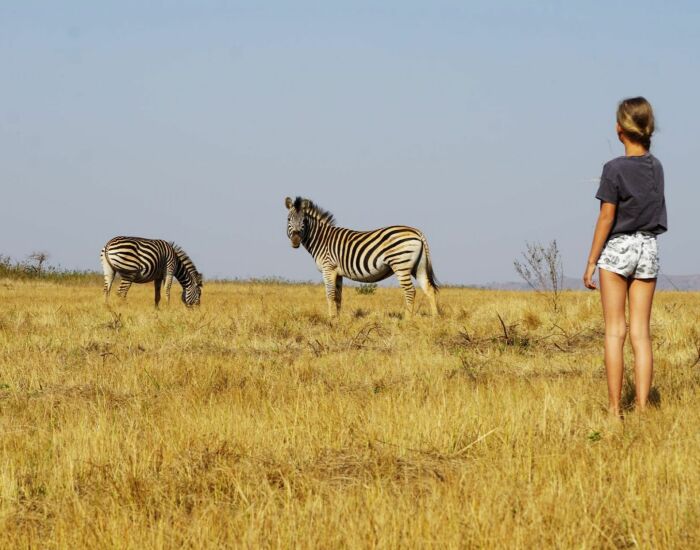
[285,197,439,317]
[101,236,202,307]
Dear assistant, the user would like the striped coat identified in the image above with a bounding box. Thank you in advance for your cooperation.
[101,236,202,306]
[285,197,438,317]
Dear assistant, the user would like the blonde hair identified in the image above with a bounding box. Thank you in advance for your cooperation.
[617,97,655,149]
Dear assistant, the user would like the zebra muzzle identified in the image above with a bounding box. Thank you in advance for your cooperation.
[291,233,301,248]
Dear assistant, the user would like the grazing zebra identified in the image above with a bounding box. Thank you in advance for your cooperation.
[101,236,203,307]
[285,196,439,317]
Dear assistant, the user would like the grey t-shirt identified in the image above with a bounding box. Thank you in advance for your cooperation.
[596,153,667,237]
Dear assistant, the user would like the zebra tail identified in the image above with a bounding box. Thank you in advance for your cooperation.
[421,234,439,291]
[100,247,113,272]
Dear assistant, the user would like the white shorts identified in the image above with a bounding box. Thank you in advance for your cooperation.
[597,232,659,279]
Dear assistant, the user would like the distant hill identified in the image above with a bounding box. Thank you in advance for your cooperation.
[477,274,700,291]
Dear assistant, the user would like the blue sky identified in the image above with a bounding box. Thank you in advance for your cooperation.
[1,1,698,284]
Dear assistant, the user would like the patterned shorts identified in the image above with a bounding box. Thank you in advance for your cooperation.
[597,232,659,279]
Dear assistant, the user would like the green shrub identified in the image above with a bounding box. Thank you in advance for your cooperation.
[355,283,378,295]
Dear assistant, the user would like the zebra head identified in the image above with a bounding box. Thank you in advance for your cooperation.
[172,244,203,306]
[285,196,309,248]
[182,271,203,306]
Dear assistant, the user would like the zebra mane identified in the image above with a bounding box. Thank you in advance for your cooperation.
[295,196,336,226]
[171,243,203,286]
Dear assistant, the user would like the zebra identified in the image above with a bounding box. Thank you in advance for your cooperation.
[285,196,439,317]
[101,236,203,307]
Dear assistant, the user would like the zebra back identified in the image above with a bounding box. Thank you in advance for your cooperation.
[103,236,173,280]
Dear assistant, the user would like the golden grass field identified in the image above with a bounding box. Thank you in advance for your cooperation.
[1,278,699,548]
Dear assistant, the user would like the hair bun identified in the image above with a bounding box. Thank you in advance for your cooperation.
[617,97,654,147]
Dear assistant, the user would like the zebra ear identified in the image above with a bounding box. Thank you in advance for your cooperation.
[285,197,294,209]
[301,199,310,210]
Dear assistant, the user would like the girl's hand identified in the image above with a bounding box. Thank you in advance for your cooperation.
[584,202,615,291]
[583,263,597,290]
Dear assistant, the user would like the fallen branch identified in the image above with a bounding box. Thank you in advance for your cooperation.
[450,428,500,457]
[374,427,499,460]
[496,312,513,345]
[347,323,383,350]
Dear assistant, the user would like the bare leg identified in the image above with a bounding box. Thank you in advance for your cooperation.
[628,277,657,411]
[154,278,163,308]
[599,269,628,416]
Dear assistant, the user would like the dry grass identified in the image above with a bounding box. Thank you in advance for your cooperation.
[1,279,699,548]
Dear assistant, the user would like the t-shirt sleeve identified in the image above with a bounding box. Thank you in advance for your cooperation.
[595,164,618,204]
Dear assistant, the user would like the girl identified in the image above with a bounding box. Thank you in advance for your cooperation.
[583,97,667,417]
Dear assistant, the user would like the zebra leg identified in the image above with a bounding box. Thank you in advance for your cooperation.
[322,270,340,317]
[117,278,133,300]
[335,276,343,314]
[415,261,439,317]
[154,278,163,308]
[393,268,416,317]
[102,258,116,304]
[164,273,174,305]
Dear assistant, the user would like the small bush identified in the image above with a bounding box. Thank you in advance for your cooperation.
[355,283,378,296]
[513,240,564,313]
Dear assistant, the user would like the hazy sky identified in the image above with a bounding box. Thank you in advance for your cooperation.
[1,1,698,284]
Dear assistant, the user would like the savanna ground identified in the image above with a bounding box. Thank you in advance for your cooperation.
[1,278,699,548]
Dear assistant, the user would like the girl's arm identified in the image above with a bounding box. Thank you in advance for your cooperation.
[583,202,617,289]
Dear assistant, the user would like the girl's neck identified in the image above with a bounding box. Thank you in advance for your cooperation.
[623,141,648,158]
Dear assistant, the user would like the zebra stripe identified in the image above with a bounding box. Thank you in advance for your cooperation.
[285,197,439,317]
[101,236,202,307]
